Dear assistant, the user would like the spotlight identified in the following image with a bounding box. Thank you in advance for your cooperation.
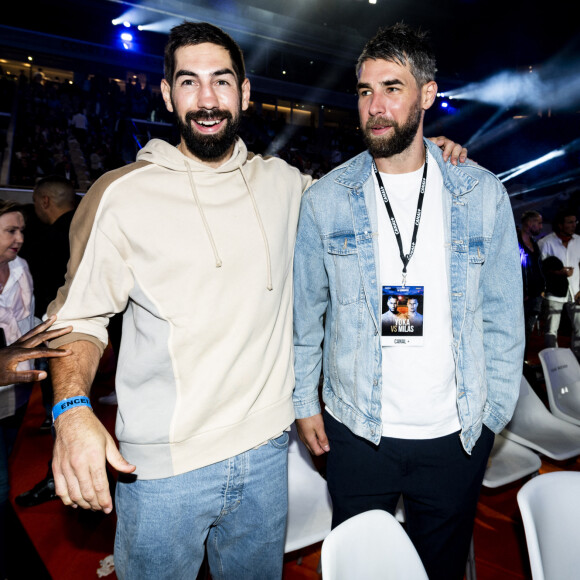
[123,21,131,28]
[438,98,459,115]
[118,26,137,51]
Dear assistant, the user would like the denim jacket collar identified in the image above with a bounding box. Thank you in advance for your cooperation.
[332,138,478,198]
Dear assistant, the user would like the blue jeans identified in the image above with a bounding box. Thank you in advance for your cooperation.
[114,432,289,580]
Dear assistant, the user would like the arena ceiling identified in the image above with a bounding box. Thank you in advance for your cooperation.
[4,0,579,90]
[3,0,580,205]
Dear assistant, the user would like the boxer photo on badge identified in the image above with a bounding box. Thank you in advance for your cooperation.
[381,285,424,346]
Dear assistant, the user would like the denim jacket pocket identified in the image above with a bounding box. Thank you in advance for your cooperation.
[327,232,363,305]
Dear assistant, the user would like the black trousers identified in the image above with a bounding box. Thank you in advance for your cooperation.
[324,412,494,580]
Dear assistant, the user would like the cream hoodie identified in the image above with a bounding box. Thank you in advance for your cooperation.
[48,138,312,479]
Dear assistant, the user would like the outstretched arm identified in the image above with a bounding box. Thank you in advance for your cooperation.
[50,340,135,513]
[0,316,73,386]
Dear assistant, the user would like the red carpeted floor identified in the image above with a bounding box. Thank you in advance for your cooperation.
[7,331,580,579]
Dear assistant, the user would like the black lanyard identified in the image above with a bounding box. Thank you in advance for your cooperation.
[373,144,428,286]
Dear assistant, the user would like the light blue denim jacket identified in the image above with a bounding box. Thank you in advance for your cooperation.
[293,139,524,453]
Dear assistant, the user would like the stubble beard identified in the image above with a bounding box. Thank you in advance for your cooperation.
[363,97,423,159]
[174,101,242,162]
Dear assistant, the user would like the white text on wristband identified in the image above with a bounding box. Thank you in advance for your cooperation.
[52,396,93,422]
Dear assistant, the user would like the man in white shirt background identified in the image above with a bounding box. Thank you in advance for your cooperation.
[538,207,580,356]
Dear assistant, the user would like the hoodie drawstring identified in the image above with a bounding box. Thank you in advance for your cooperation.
[240,165,273,291]
[184,161,274,291]
[185,161,222,268]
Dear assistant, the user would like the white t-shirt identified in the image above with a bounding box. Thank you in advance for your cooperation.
[375,151,460,438]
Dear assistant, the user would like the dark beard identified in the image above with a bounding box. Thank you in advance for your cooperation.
[362,99,423,159]
[175,107,241,162]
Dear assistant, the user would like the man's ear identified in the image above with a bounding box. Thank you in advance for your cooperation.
[422,80,437,111]
[241,78,251,112]
[41,194,51,209]
[161,79,174,113]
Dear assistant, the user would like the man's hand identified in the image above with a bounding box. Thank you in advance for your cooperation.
[49,339,133,513]
[296,414,330,456]
[53,406,136,513]
[427,136,468,165]
[556,266,574,277]
[0,315,72,386]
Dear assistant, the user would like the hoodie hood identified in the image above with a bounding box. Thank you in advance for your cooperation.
[136,137,248,174]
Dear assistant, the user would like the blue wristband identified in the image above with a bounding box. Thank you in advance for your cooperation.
[52,396,93,422]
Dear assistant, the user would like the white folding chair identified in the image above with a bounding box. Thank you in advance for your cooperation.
[503,376,580,460]
[321,509,428,580]
[284,424,333,554]
[482,433,541,488]
[517,471,580,580]
[538,347,580,426]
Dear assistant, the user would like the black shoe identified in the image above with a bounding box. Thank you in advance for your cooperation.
[15,477,57,507]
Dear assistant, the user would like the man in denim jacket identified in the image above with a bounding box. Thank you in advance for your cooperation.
[293,23,524,580]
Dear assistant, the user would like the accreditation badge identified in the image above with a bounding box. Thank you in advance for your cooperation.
[381,286,424,346]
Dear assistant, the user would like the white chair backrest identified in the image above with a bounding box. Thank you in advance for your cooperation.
[503,376,580,460]
[321,509,428,580]
[482,433,541,488]
[285,423,333,553]
[539,348,580,425]
[509,376,549,428]
[288,422,301,454]
[517,471,580,580]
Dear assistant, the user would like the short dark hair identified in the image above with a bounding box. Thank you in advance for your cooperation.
[34,175,76,208]
[553,207,577,230]
[356,22,437,88]
[521,210,541,225]
[164,22,246,89]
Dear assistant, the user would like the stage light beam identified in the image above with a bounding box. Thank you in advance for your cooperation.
[498,149,566,183]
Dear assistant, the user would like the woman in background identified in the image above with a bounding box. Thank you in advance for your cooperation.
[0,199,36,577]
